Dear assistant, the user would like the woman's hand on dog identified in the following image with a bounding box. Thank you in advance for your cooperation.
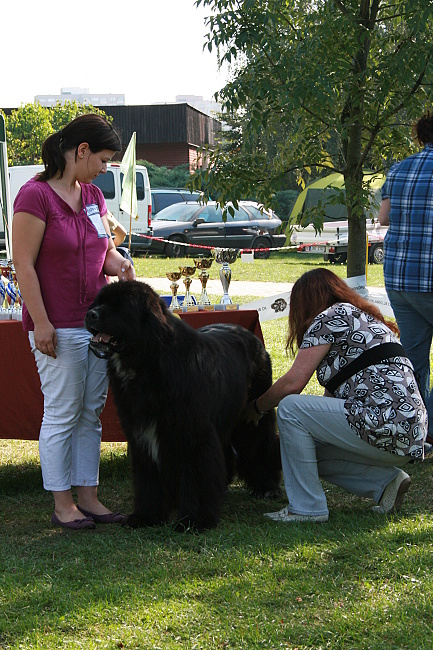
[116,257,135,282]
[245,400,263,427]
[103,248,136,282]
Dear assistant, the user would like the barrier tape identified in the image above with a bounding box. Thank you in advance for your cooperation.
[241,275,394,322]
[132,231,296,254]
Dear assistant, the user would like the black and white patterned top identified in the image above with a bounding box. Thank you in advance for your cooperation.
[300,302,427,457]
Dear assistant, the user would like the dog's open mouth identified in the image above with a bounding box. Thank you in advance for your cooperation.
[88,331,126,359]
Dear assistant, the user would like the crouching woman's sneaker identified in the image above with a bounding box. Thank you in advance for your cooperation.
[372,471,411,514]
[264,505,329,523]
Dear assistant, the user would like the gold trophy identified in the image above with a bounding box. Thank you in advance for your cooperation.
[166,271,182,311]
[179,265,196,309]
[194,257,213,307]
[211,248,239,306]
[0,278,7,319]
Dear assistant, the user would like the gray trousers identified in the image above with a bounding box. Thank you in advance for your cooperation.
[276,394,411,516]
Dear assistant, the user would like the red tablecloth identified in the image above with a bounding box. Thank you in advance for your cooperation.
[1,309,263,441]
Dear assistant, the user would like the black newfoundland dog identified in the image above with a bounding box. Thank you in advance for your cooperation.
[85,280,281,531]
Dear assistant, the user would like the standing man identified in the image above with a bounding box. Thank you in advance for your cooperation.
[378,111,433,442]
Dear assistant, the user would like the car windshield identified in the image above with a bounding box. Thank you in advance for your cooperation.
[153,204,199,222]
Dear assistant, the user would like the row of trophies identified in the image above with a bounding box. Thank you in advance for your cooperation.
[0,248,240,318]
[167,248,239,311]
[0,261,22,320]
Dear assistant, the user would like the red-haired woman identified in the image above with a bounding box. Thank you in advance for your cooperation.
[248,268,427,523]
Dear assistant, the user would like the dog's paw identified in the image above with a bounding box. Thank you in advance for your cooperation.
[174,515,219,533]
[122,513,144,528]
[251,487,284,500]
[123,513,166,528]
[173,520,199,534]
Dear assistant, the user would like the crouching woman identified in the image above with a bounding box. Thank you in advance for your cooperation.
[248,268,427,523]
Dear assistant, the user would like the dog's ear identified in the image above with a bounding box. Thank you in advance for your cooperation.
[135,284,173,348]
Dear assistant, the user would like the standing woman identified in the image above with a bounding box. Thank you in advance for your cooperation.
[12,114,136,529]
[247,268,427,523]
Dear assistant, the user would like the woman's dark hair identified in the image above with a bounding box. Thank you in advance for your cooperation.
[414,110,433,147]
[286,268,399,353]
[37,113,122,181]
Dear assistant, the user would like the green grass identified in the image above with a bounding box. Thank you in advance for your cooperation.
[2,253,432,650]
[132,251,385,288]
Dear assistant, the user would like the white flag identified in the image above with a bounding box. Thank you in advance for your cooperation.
[119,132,138,220]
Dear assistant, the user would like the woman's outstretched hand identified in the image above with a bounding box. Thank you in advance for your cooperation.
[244,400,263,427]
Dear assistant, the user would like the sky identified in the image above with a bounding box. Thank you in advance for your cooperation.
[1,0,227,108]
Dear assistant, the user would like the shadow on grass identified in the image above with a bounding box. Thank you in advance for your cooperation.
[0,450,131,497]
[2,453,433,649]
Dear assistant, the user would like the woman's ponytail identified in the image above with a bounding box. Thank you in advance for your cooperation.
[36,114,121,182]
[38,131,66,181]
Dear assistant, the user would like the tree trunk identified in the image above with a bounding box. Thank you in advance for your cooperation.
[345,134,366,278]
[343,0,375,278]
[347,202,367,278]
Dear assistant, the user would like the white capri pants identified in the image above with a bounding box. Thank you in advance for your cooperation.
[29,328,109,492]
[277,394,412,517]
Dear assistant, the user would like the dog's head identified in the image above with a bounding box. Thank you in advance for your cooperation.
[85,280,171,360]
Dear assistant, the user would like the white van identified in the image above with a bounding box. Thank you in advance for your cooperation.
[4,163,153,253]
[91,163,152,252]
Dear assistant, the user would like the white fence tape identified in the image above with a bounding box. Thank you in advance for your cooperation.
[240,275,394,322]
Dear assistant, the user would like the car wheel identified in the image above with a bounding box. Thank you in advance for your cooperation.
[369,244,384,264]
[165,235,186,258]
[252,237,271,259]
[331,252,347,264]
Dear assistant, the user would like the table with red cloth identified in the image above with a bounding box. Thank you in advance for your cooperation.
[1,309,263,442]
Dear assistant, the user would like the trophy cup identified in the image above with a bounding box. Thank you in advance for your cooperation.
[166,271,182,311]
[0,278,8,319]
[194,257,213,307]
[0,264,13,319]
[211,248,239,305]
[179,265,196,309]
[10,270,22,319]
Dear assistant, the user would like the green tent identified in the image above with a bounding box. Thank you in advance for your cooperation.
[289,171,386,225]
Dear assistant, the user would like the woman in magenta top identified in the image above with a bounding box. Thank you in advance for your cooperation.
[12,114,135,529]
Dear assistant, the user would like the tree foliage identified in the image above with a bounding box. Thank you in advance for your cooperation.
[139,161,191,188]
[192,0,433,276]
[4,102,110,167]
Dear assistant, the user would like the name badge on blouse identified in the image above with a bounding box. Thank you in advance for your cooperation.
[86,204,108,238]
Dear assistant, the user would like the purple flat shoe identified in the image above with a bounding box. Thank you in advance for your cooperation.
[51,512,95,530]
[77,505,127,524]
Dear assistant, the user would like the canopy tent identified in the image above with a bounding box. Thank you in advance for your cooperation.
[289,172,386,225]
[0,115,12,258]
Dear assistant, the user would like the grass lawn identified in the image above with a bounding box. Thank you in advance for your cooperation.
[131,250,385,288]
[1,252,432,650]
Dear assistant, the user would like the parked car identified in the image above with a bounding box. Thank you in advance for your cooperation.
[151,188,202,218]
[292,220,387,264]
[148,201,286,258]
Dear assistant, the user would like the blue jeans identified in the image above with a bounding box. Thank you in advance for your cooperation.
[277,395,411,517]
[386,289,433,436]
[29,328,109,492]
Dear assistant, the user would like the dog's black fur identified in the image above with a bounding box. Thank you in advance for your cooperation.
[85,280,281,531]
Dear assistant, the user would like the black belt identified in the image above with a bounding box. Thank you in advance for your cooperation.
[325,342,407,394]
